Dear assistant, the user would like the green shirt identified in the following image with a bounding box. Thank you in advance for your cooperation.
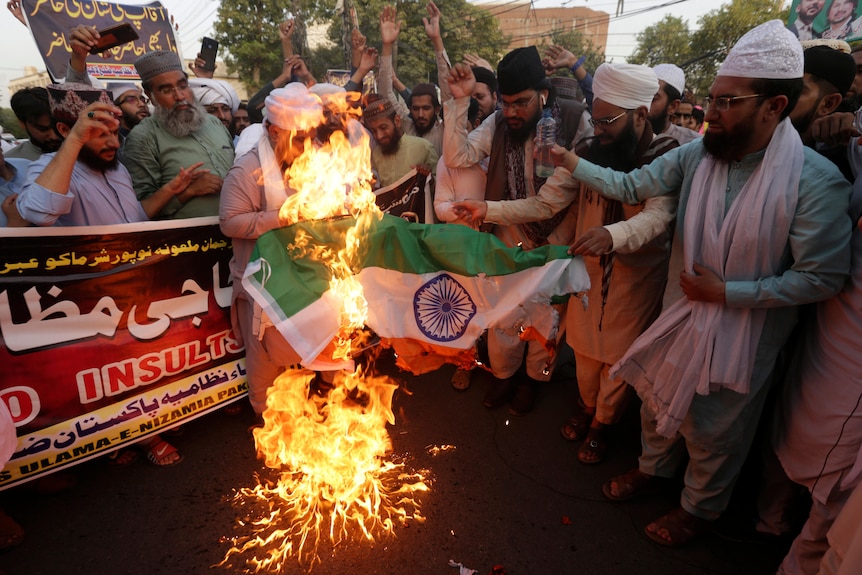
[371,134,438,189]
[122,113,234,219]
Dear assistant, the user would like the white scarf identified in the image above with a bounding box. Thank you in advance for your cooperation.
[257,130,290,211]
[610,118,803,437]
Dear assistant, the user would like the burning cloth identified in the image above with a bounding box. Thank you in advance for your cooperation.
[242,214,590,373]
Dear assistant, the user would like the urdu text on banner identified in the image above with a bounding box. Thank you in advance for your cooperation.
[0,217,246,490]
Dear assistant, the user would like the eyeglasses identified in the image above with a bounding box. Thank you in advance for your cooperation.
[501,93,537,112]
[704,93,765,112]
[589,110,628,128]
[120,95,149,106]
[156,82,191,97]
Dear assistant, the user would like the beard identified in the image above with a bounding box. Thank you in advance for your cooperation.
[154,100,207,138]
[379,130,403,155]
[791,104,819,135]
[78,145,118,172]
[702,117,757,163]
[649,111,668,135]
[506,107,542,143]
[412,118,433,136]
[585,117,640,171]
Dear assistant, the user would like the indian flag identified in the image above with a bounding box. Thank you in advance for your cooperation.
[242,214,589,373]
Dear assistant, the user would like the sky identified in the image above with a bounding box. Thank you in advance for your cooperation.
[0,0,770,107]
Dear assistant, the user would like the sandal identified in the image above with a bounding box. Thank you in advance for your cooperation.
[578,428,607,464]
[644,507,711,547]
[602,468,659,502]
[107,448,139,466]
[451,368,472,391]
[0,509,23,550]
[143,439,182,467]
[560,412,592,442]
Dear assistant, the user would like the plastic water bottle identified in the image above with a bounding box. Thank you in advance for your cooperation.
[535,108,557,178]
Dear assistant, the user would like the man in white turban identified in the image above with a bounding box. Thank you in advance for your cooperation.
[190,78,240,135]
[542,19,850,547]
[452,63,679,462]
[219,83,324,417]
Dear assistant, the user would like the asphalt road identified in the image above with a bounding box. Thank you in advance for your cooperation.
[0,354,790,575]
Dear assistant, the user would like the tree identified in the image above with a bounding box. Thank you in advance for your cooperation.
[628,15,693,68]
[628,0,790,97]
[213,0,308,94]
[332,0,508,88]
[686,0,788,96]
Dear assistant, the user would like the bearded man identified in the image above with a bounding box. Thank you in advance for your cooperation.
[122,50,234,219]
[362,94,438,189]
[443,45,591,414]
[16,83,201,227]
[533,20,850,547]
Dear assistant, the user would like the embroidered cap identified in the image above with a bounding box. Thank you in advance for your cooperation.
[134,50,183,84]
[47,83,114,124]
[652,63,686,96]
[718,20,803,79]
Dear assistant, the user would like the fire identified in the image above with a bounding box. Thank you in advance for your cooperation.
[219,90,427,571]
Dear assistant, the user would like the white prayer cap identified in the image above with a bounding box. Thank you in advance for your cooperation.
[593,63,658,110]
[309,82,345,99]
[189,78,240,113]
[264,82,323,131]
[105,82,141,102]
[800,38,852,54]
[718,20,803,80]
[652,64,686,95]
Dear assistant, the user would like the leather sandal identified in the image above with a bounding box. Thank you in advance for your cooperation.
[644,507,711,547]
[577,428,607,464]
[602,468,659,502]
[560,412,592,442]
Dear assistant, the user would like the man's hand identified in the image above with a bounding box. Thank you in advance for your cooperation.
[379,5,401,45]
[285,55,315,85]
[70,25,99,64]
[188,54,214,78]
[810,112,858,147]
[550,144,579,172]
[543,45,577,72]
[350,28,367,67]
[7,1,25,26]
[357,47,378,74]
[569,227,612,256]
[67,102,121,148]
[423,1,441,41]
[178,172,221,204]
[451,199,487,226]
[164,162,206,197]
[279,18,295,41]
[447,62,476,100]
[2,194,30,227]
[680,263,725,302]
[463,53,493,72]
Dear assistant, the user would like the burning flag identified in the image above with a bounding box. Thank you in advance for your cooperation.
[242,214,590,373]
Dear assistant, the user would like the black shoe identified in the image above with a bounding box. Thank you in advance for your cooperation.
[483,377,516,408]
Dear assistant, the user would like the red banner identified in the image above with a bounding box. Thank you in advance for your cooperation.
[0,217,245,489]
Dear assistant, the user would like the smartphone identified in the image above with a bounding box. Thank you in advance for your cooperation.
[90,23,139,54]
[200,37,218,72]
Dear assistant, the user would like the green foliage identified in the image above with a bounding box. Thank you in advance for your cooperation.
[629,0,788,97]
[338,0,508,88]
[213,0,302,93]
[547,28,605,74]
[0,108,24,139]
[628,16,692,68]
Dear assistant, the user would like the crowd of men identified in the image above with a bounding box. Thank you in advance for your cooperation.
[2,3,862,573]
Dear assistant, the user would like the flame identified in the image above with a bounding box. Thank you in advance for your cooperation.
[219,91,427,571]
